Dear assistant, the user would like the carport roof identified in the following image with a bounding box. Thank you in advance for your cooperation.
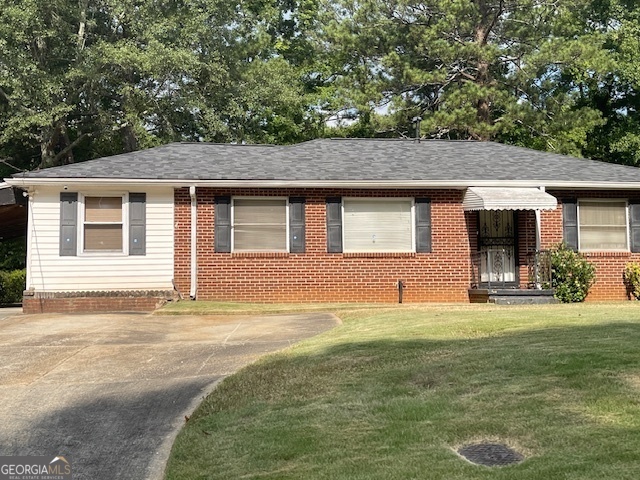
[0,182,27,240]
[7,138,640,188]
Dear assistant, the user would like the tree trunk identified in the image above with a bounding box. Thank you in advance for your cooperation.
[476,58,491,133]
[77,0,89,51]
[38,123,75,168]
[123,125,139,152]
[39,126,57,169]
[60,125,75,164]
[473,0,502,140]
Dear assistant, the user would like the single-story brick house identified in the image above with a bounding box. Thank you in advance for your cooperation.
[6,138,640,313]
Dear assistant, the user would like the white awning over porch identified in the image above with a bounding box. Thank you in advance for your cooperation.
[462,187,557,211]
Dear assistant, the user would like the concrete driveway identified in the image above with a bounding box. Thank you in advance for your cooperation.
[0,310,339,479]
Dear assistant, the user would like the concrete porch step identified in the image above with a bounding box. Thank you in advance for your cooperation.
[469,288,558,305]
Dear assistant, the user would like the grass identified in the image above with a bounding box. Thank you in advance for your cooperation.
[164,303,640,479]
[157,300,389,316]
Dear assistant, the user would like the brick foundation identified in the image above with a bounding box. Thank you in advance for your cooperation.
[22,290,175,314]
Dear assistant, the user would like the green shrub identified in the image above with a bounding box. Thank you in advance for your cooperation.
[550,243,596,303]
[0,237,27,270]
[623,262,640,300]
[0,269,26,304]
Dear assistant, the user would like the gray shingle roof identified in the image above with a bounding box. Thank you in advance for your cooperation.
[12,138,640,185]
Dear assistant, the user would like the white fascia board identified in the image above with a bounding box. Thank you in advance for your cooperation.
[4,177,640,190]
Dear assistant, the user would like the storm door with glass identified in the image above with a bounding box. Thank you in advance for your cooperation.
[478,210,517,285]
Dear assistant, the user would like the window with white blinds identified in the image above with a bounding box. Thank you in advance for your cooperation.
[83,196,124,252]
[578,200,628,251]
[343,198,413,252]
[233,198,287,251]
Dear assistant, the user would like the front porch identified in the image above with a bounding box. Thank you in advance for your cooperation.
[469,248,557,304]
[463,187,558,304]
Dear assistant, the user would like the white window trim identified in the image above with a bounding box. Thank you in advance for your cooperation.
[231,196,289,253]
[342,197,416,253]
[577,198,629,252]
[78,192,129,256]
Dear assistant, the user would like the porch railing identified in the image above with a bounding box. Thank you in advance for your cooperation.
[470,248,511,288]
[470,249,552,289]
[526,249,552,290]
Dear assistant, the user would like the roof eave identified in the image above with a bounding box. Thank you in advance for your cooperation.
[4,177,640,190]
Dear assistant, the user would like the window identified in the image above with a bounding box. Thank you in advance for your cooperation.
[578,200,628,251]
[343,198,413,252]
[232,198,287,252]
[83,196,124,252]
[59,192,146,257]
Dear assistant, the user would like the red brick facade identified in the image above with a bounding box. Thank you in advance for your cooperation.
[543,191,640,301]
[174,187,640,303]
[175,188,474,303]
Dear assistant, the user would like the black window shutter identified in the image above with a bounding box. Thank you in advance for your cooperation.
[563,199,578,250]
[326,197,342,253]
[215,196,231,253]
[289,197,305,253]
[60,192,78,256]
[629,201,640,253]
[415,198,432,253]
[129,193,146,255]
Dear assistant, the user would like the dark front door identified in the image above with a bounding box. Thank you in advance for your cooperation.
[478,210,517,285]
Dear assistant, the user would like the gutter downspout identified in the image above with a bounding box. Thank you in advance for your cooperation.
[25,189,34,292]
[189,186,197,300]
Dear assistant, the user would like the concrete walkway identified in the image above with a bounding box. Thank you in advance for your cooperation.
[0,311,339,479]
[0,306,22,321]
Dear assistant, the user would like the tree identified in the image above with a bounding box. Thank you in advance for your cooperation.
[0,0,210,168]
[577,0,640,165]
[316,0,618,156]
[0,0,84,169]
[0,0,320,172]
[3,0,640,169]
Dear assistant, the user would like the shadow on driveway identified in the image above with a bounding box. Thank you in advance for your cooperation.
[0,312,339,479]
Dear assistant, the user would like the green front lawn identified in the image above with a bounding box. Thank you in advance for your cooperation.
[157,300,390,316]
[165,304,640,479]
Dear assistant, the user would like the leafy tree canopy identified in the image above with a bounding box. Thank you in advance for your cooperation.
[0,0,322,173]
[1,0,640,170]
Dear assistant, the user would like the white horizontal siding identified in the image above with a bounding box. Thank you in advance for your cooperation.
[28,186,175,292]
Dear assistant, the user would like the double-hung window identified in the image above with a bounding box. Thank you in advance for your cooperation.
[578,200,628,251]
[232,198,288,252]
[83,196,125,252]
[343,198,414,253]
[59,192,146,256]
[215,196,304,253]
